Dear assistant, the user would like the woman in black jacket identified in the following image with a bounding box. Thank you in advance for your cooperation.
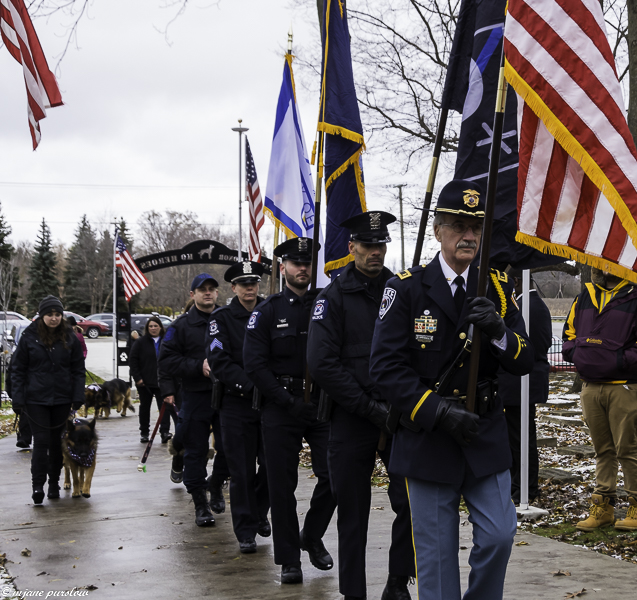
[130,316,172,444]
[10,296,85,504]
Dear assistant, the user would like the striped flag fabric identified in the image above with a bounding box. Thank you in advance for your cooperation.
[245,138,264,262]
[0,0,63,149]
[504,0,637,282]
[115,235,149,302]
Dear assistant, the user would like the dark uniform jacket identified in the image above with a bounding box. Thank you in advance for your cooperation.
[243,286,317,406]
[369,254,534,484]
[130,333,163,389]
[207,295,264,398]
[308,262,393,412]
[499,290,552,406]
[10,322,85,408]
[562,280,637,383]
[158,306,212,392]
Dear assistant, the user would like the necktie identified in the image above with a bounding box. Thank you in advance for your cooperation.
[453,275,465,315]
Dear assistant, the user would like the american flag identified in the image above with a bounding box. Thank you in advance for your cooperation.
[0,0,63,149]
[115,235,149,302]
[245,139,264,261]
[505,0,637,281]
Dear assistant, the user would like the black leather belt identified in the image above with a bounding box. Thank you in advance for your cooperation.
[447,379,499,417]
[225,390,250,399]
[276,376,313,394]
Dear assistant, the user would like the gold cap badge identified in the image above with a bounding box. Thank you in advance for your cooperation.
[463,189,480,208]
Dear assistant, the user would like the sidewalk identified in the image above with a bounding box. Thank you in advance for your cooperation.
[1,407,635,600]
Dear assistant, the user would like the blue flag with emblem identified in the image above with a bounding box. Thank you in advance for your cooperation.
[442,0,561,269]
[317,0,366,274]
[265,54,329,285]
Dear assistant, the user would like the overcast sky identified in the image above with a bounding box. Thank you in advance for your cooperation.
[0,0,432,272]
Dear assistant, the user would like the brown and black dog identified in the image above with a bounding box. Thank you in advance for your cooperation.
[83,384,111,418]
[102,378,134,417]
[62,417,98,498]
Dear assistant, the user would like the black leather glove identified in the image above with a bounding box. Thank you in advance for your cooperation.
[434,399,480,446]
[302,288,322,307]
[465,297,506,341]
[359,397,392,435]
[288,397,318,422]
[72,401,84,411]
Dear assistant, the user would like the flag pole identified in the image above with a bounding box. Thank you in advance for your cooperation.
[231,119,249,262]
[270,224,279,295]
[112,225,118,380]
[412,108,449,266]
[465,51,508,414]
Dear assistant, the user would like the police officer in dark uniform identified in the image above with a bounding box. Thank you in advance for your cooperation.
[207,260,271,554]
[308,211,414,600]
[243,237,336,585]
[158,273,229,527]
[370,180,534,600]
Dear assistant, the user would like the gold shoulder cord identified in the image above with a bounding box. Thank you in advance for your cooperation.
[490,272,507,319]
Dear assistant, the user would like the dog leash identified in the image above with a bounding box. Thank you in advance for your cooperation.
[19,406,75,431]
[137,401,168,473]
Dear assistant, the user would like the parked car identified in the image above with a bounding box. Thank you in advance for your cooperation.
[548,335,576,372]
[130,313,173,335]
[0,311,29,321]
[86,313,114,336]
[64,312,110,339]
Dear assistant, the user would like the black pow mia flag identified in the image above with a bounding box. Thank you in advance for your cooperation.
[442,0,562,270]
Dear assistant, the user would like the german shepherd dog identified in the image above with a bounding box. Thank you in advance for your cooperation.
[83,384,111,418]
[62,417,98,498]
[100,378,135,418]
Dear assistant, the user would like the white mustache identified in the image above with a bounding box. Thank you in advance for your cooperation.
[457,241,477,249]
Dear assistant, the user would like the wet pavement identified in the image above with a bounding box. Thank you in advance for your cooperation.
[1,405,636,600]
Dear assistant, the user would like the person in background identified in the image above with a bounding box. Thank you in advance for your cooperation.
[66,316,87,359]
[10,296,85,504]
[498,270,552,504]
[563,267,637,532]
[130,316,171,444]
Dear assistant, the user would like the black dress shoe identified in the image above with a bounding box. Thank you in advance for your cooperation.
[207,475,226,514]
[140,435,149,444]
[257,518,271,537]
[380,574,411,600]
[280,563,303,584]
[191,489,215,527]
[16,440,30,449]
[300,528,333,570]
[239,538,257,554]
[160,432,172,444]
[32,486,45,505]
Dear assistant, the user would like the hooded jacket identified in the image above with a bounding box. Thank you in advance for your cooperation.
[562,280,637,383]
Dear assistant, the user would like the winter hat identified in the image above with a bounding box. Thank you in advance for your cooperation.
[38,295,64,317]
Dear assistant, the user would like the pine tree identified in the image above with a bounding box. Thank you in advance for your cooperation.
[64,216,98,315]
[0,203,21,312]
[27,220,60,315]
[117,218,133,252]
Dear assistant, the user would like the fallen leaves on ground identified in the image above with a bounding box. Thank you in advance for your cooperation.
[552,570,571,576]
[565,589,586,598]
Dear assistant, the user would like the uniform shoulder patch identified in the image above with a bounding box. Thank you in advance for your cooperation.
[209,338,223,351]
[379,287,397,319]
[312,299,328,321]
[209,320,219,336]
[396,269,412,280]
[246,311,261,330]
[490,268,508,283]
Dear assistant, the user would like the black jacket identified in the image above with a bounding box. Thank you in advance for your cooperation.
[243,286,318,405]
[158,306,213,392]
[10,321,85,408]
[370,254,534,484]
[130,333,163,389]
[499,291,552,406]
[207,295,264,396]
[308,262,393,413]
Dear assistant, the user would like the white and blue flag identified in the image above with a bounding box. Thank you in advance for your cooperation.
[265,55,327,284]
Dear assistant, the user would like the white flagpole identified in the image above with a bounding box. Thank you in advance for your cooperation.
[520,269,531,509]
[112,227,118,380]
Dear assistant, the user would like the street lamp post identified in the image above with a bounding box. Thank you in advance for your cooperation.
[231,119,249,262]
